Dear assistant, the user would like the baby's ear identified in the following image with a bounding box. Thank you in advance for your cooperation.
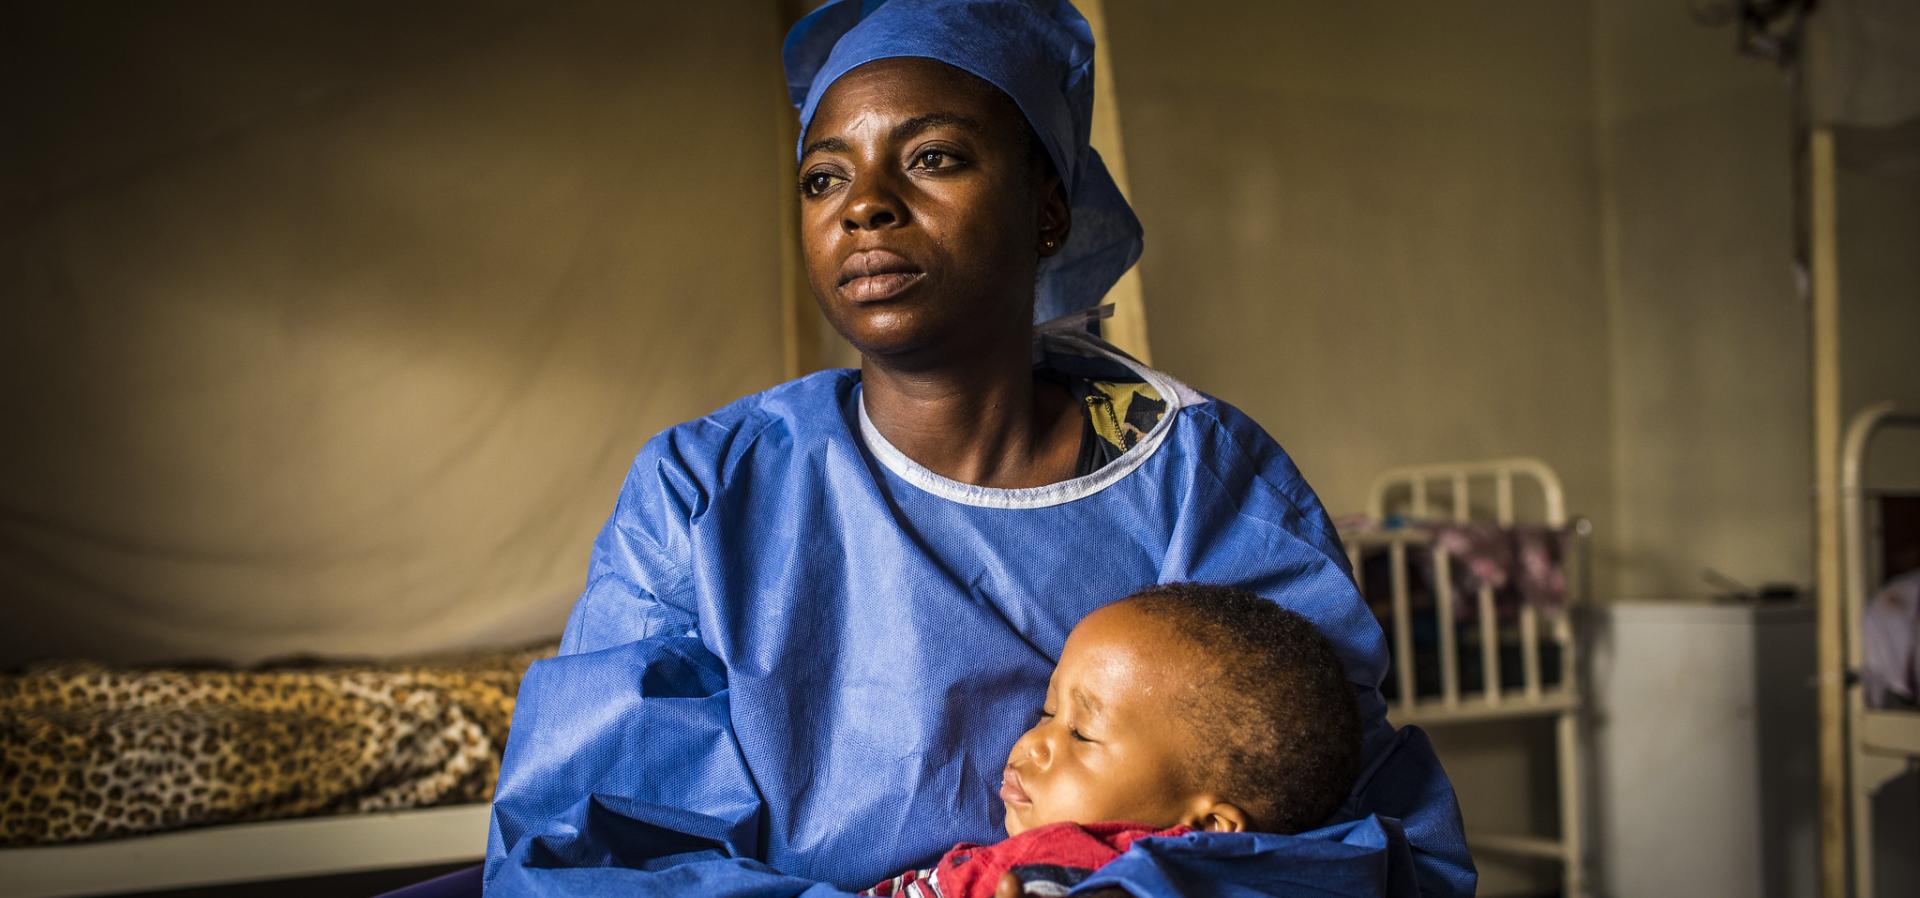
[1185,801,1249,833]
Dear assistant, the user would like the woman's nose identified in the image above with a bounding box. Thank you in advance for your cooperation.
[842,174,906,233]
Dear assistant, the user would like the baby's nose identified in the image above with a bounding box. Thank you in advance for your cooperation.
[1015,729,1050,766]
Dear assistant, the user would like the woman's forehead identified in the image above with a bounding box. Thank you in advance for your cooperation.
[809,57,1024,137]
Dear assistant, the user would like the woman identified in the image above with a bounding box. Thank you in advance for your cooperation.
[485,2,1473,896]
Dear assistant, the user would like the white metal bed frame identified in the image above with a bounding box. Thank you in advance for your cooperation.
[0,803,488,897]
[1839,402,1920,898]
[1339,457,1588,898]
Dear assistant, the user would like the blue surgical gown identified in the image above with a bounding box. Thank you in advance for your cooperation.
[485,334,1474,897]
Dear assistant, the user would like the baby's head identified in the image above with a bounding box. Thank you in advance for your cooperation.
[1000,583,1361,836]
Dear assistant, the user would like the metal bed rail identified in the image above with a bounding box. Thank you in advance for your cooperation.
[1839,402,1920,898]
[1342,457,1588,898]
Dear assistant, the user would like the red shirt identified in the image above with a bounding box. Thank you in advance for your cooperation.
[865,821,1194,898]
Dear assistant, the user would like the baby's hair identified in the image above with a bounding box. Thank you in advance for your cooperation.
[1121,583,1361,835]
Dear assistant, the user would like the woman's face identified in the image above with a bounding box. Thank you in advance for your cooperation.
[797,58,1066,364]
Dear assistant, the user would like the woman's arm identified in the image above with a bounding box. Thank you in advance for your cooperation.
[485,437,819,895]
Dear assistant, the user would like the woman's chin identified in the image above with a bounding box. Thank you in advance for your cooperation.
[835,312,951,364]
[820,286,1017,360]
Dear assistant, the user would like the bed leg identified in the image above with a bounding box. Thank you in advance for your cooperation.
[1558,706,1585,898]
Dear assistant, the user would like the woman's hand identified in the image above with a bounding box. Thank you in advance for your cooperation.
[994,872,1129,898]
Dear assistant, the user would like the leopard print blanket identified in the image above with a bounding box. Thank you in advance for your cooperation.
[0,642,555,846]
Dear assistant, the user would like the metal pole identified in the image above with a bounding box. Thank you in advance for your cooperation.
[1809,126,1847,898]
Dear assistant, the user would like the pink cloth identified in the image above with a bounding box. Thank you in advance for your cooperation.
[1864,570,1920,708]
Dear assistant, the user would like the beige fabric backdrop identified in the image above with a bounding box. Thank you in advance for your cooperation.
[6,0,1898,675]
[0,1,788,665]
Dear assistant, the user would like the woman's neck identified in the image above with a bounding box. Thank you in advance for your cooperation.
[859,336,1082,489]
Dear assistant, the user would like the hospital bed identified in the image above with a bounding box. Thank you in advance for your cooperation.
[0,642,549,897]
[1839,402,1920,898]
[1338,458,1590,898]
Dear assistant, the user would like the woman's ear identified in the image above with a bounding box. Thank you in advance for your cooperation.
[1181,800,1249,833]
[1036,176,1071,257]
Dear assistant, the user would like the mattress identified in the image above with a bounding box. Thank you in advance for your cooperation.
[1,641,554,847]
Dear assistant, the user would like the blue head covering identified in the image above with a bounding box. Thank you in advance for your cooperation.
[783,0,1144,324]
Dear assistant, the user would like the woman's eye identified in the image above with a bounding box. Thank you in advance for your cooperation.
[1036,709,1055,721]
[912,150,962,171]
[1069,728,1092,743]
[799,171,841,196]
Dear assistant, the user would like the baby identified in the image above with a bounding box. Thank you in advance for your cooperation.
[866,582,1362,898]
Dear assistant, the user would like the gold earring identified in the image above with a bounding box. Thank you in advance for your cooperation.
[1041,238,1057,252]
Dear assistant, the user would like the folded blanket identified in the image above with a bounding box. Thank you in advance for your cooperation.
[0,641,555,846]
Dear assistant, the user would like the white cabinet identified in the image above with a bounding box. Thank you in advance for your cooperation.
[1589,602,1817,898]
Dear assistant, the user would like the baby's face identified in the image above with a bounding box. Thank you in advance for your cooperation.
[1000,603,1213,836]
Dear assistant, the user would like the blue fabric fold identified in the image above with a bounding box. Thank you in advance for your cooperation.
[486,638,764,877]
[1081,816,1417,898]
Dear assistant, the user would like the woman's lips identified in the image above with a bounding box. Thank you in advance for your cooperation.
[838,249,925,303]
[839,271,925,303]
[999,770,1032,806]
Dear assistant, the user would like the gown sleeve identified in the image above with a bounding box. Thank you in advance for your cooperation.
[483,436,853,897]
